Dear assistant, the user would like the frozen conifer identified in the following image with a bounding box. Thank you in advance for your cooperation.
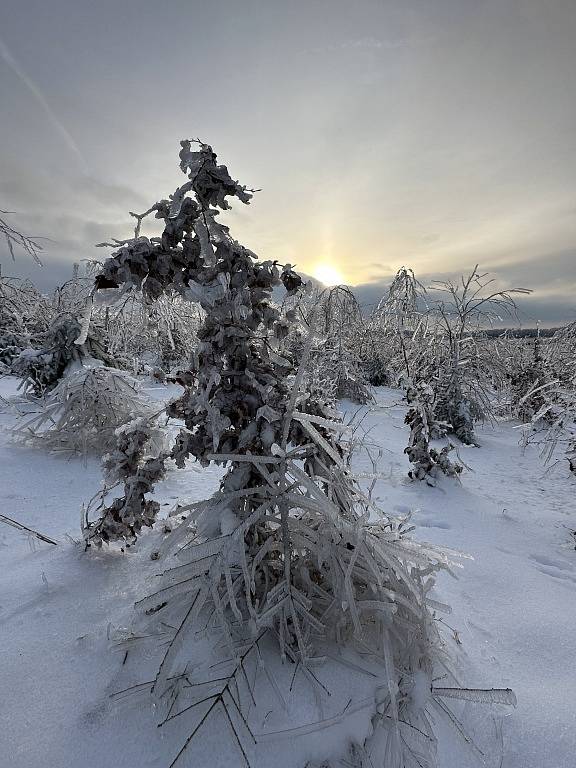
[404,380,462,485]
[86,140,505,767]
[511,335,552,421]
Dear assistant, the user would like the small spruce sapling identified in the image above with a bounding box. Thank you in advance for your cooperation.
[511,335,552,422]
[404,380,462,485]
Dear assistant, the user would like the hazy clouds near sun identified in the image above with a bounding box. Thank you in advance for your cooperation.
[1,0,575,324]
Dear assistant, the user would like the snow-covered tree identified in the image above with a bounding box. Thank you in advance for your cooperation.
[510,334,552,421]
[364,267,429,387]
[289,284,372,403]
[84,139,497,766]
[548,320,576,386]
[11,311,112,396]
[0,275,46,368]
[404,381,462,485]
[14,365,158,457]
[427,266,530,445]
[520,327,576,474]
[100,289,203,374]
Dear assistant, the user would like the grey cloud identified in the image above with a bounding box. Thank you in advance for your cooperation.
[1,0,575,324]
[67,176,149,211]
[0,36,87,172]
[487,250,575,289]
[351,254,576,327]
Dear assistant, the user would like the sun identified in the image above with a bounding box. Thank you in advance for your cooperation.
[312,263,344,287]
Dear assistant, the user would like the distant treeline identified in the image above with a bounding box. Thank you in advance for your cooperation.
[482,327,560,338]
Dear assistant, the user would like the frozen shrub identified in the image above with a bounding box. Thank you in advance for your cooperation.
[521,367,576,474]
[364,267,428,386]
[86,140,513,767]
[433,376,478,446]
[14,365,157,456]
[404,381,462,485]
[428,266,529,445]
[83,418,166,546]
[102,291,203,373]
[11,315,83,394]
[290,285,373,404]
[510,336,552,422]
[12,313,112,396]
[0,276,46,366]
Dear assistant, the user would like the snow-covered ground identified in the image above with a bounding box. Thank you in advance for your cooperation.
[1,377,574,768]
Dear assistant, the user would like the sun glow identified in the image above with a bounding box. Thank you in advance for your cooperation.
[312,263,344,286]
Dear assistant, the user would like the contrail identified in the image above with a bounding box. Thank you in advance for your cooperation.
[0,37,88,173]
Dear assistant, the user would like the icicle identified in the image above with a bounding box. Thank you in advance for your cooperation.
[74,294,94,346]
[194,216,216,267]
[433,687,517,706]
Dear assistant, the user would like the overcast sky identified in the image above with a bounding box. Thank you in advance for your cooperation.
[1,0,575,325]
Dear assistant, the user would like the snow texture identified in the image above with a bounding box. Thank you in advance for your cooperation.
[1,377,574,767]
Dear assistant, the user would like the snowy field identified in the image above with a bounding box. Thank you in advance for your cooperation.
[1,375,574,768]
